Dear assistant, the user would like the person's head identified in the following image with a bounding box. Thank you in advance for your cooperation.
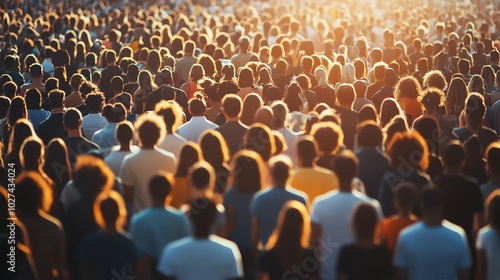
[63,108,82,131]
[85,52,97,68]
[265,201,310,257]
[105,50,117,65]
[70,73,85,92]
[176,142,203,177]
[188,161,216,196]
[48,89,65,110]
[238,36,251,53]
[20,136,45,171]
[486,142,500,176]
[0,96,11,119]
[231,150,264,194]
[457,59,470,75]
[29,63,43,80]
[296,135,318,167]
[446,77,468,116]
[7,120,35,160]
[284,83,304,112]
[357,121,383,148]
[199,130,229,168]
[135,113,166,148]
[149,172,175,206]
[115,121,134,146]
[358,104,379,123]
[419,187,445,223]
[7,96,27,127]
[221,94,242,120]
[240,93,263,126]
[328,62,342,85]
[15,172,53,216]
[188,93,207,116]
[352,202,379,242]
[418,88,445,113]
[84,92,104,113]
[373,62,388,81]
[353,59,367,79]
[43,138,71,183]
[393,182,418,214]
[238,67,254,88]
[336,83,356,109]
[269,155,293,187]
[394,76,421,100]
[383,68,397,87]
[333,150,359,189]
[146,50,161,73]
[189,64,205,83]
[154,100,183,134]
[379,98,403,127]
[486,191,500,231]
[189,197,218,238]
[442,140,465,170]
[111,76,124,94]
[25,88,42,110]
[423,70,447,91]
[93,190,127,231]
[311,121,344,156]
[464,93,486,126]
[3,81,17,99]
[388,131,429,172]
[73,155,114,202]
[244,123,276,162]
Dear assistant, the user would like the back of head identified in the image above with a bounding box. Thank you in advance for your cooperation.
[443,141,465,169]
[352,203,378,241]
[48,89,65,109]
[486,191,500,231]
[73,155,114,202]
[25,88,42,109]
[486,142,500,175]
[85,92,104,113]
[419,187,444,218]
[222,94,242,118]
[115,121,134,145]
[336,83,356,107]
[387,131,428,171]
[111,76,124,93]
[244,123,276,162]
[269,155,293,187]
[188,93,207,116]
[135,113,166,148]
[93,190,126,230]
[357,121,383,148]
[63,108,82,130]
[465,93,485,124]
[395,182,418,212]
[149,172,174,202]
[333,150,359,186]
[15,171,52,215]
[311,121,344,155]
[188,161,215,192]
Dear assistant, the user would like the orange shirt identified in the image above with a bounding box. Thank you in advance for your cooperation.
[399,97,423,123]
[171,177,190,209]
[379,215,417,257]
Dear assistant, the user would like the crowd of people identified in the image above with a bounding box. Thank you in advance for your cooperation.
[1,0,500,280]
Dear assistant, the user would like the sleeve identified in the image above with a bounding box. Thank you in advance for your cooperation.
[476,229,485,250]
[119,157,133,186]
[310,201,321,224]
[394,234,408,268]
[378,174,395,217]
[336,246,349,274]
[457,231,473,269]
[126,238,139,263]
[227,244,244,278]
[157,247,175,277]
[250,195,260,218]
[472,184,484,212]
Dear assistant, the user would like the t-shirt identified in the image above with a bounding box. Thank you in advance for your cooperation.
[289,167,338,202]
[130,207,189,259]
[79,231,138,280]
[311,190,383,280]
[251,187,309,246]
[394,221,472,280]
[157,235,243,280]
[177,116,218,142]
[38,113,67,145]
[223,187,254,248]
[175,56,198,83]
[215,121,249,157]
[120,148,177,213]
[171,177,189,209]
[379,216,417,257]
[331,105,359,150]
[260,248,318,280]
[81,113,108,140]
[453,126,499,151]
[100,65,122,101]
[337,244,392,280]
[476,226,500,280]
[104,148,138,176]
[27,109,51,130]
[355,148,390,199]
[64,136,100,167]
[92,123,119,149]
[158,134,187,159]
[480,181,500,203]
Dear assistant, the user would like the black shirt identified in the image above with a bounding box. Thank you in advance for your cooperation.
[260,248,318,280]
[331,105,359,150]
[38,113,67,145]
[64,137,100,167]
[311,85,336,107]
[215,121,249,157]
[99,65,122,102]
[144,85,176,112]
[337,243,392,280]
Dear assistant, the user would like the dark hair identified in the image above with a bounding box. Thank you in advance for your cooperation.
[486,142,500,174]
[7,97,27,131]
[155,100,182,134]
[15,172,53,215]
[48,89,65,109]
[388,131,429,171]
[116,121,134,144]
[297,136,317,167]
[380,98,402,127]
[333,150,359,184]
[25,88,42,110]
[175,142,203,177]
[486,191,500,231]
[199,130,229,168]
[222,94,242,118]
[73,155,114,202]
[238,67,254,88]
[0,96,11,119]
[352,203,378,241]
[149,172,174,201]
[43,138,71,188]
[29,63,43,79]
[419,187,444,215]
[465,93,486,124]
[63,108,82,130]
[3,81,17,99]
[336,83,355,107]
[189,162,215,192]
[244,124,276,162]
[188,93,207,116]
[394,182,418,212]
[357,121,383,148]
[84,92,104,113]
[311,122,343,155]
[269,155,293,186]
[135,114,165,147]
[240,93,262,126]
[231,150,263,193]
[443,140,465,169]
[111,76,124,93]
[358,104,378,123]
[189,197,217,238]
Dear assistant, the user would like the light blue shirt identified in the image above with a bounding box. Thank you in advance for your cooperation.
[395,221,472,280]
[92,122,118,149]
[477,226,500,280]
[131,207,189,259]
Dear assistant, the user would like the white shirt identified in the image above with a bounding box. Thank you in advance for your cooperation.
[158,133,187,159]
[276,127,299,165]
[476,226,500,280]
[120,148,177,213]
[104,146,140,176]
[311,190,383,280]
[81,113,108,140]
[395,221,472,280]
[157,235,243,280]
[177,116,218,143]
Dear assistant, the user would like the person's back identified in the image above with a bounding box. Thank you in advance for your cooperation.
[39,89,68,144]
[81,93,108,139]
[63,108,100,166]
[476,191,500,280]
[215,94,248,156]
[177,94,218,142]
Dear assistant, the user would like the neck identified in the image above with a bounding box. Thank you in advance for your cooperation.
[103,226,119,234]
[339,181,352,192]
[52,107,64,114]
[356,238,375,246]
[398,210,413,219]
[141,145,155,150]
[274,184,286,189]
[225,116,239,122]
[67,129,82,137]
[340,104,352,110]
[423,216,442,227]
[119,143,131,152]
[152,200,166,208]
[444,167,461,175]
[467,121,482,131]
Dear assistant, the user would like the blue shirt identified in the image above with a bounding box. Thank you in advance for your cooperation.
[131,207,189,259]
[92,122,119,149]
[223,187,254,248]
[251,187,309,246]
[356,147,390,199]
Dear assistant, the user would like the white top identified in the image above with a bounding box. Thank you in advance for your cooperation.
[311,190,383,280]
[395,221,472,280]
[157,235,243,280]
[158,133,187,159]
[81,113,108,140]
[276,127,299,165]
[476,226,500,280]
[177,116,218,143]
[104,146,139,176]
[92,122,119,149]
[120,148,177,213]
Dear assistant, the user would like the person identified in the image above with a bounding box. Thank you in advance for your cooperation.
[63,108,100,167]
[476,190,500,280]
[215,94,249,157]
[1,96,27,151]
[311,66,336,107]
[175,40,198,83]
[289,136,339,202]
[244,123,276,162]
[180,64,205,100]
[224,150,265,280]
[271,102,299,163]
[481,142,500,202]
[120,114,176,214]
[92,103,127,149]
[157,197,243,280]
[371,68,397,111]
[81,92,107,140]
[311,121,343,171]
[79,190,139,279]
[379,182,418,257]
[64,73,85,108]
[231,36,255,71]
[434,141,483,248]
[172,142,203,209]
[103,121,138,176]
[99,50,122,101]
[38,89,67,145]
[337,203,392,280]
[43,138,71,198]
[251,155,309,250]
[15,171,68,280]
[310,150,383,280]
[378,131,431,217]
[260,201,319,280]
[332,83,359,150]
[130,172,189,279]
[365,62,387,100]
[394,76,423,124]
[177,93,218,142]
[4,119,36,176]
[25,88,51,133]
[145,68,188,113]
[453,93,498,151]
[355,121,390,199]
[134,70,156,114]
[394,187,472,280]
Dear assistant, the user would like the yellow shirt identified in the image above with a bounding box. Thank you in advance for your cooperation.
[171,177,190,209]
[289,167,339,202]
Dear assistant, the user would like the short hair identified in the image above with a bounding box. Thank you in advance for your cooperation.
[394,182,418,212]
[155,100,183,133]
[15,172,53,214]
[70,73,85,92]
[84,92,104,113]
[93,190,127,229]
[63,108,82,130]
[357,121,383,148]
[311,122,344,155]
[352,202,378,241]
[135,113,166,147]
[149,172,174,201]
[85,52,97,67]
[111,76,124,93]
[73,155,114,202]
[465,93,486,123]
[486,142,500,174]
[333,150,359,183]
[184,40,196,54]
[418,88,445,110]
[127,64,139,83]
[457,59,470,74]
[373,62,388,81]
[189,161,215,191]
[25,88,42,109]
[443,141,465,169]
[48,89,65,109]
[78,81,98,99]
[103,103,127,123]
[387,131,429,171]
[419,187,444,215]
[105,50,117,63]
[29,63,43,78]
[297,136,317,166]
[188,93,207,116]
[336,83,356,107]
[490,50,500,63]
[269,155,293,186]
[221,94,242,118]
[115,121,134,144]
[114,92,133,110]
[3,81,17,99]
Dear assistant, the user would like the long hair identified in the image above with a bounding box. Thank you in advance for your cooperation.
[240,93,263,126]
[446,77,468,116]
[328,63,342,86]
[265,201,311,269]
[6,119,35,165]
[486,190,500,232]
[175,142,203,177]
[244,123,276,162]
[230,150,264,194]
[7,96,27,131]
[394,76,421,100]
[43,138,71,188]
[199,130,230,168]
